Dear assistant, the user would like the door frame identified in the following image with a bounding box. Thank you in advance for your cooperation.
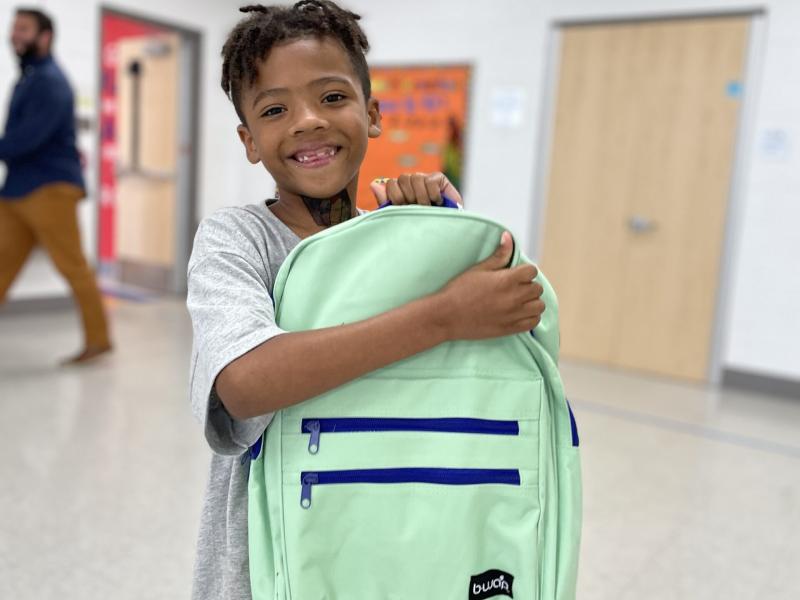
[529,8,767,383]
[96,6,202,295]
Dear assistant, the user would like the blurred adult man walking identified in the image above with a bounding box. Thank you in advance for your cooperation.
[0,7,111,363]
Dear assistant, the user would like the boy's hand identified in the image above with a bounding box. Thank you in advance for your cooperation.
[370,172,463,207]
[436,232,545,340]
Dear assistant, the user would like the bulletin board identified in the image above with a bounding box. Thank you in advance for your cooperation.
[357,65,471,210]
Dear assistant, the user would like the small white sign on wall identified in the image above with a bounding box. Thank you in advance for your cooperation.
[759,128,793,162]
[490,87,527,129]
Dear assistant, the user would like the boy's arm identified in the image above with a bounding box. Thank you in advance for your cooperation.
[216,293,448,419]
[216,232,544,420]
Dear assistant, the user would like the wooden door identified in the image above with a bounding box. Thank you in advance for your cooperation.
[114,33,180,288]
[540,17,750,380]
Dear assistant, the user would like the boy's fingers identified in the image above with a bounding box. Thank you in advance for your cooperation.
[410,174,433,205]
[476,231,513,271]
[376,172,462,207]
[423,175,442,205]
[397,174,417,204]
[370,178,389,205]
[513,315,542,332]
[386,179,407,205]
[425,172,462,205]
[518,281,544,303]
[513,263,539,284]
[440,177,463,205]
[522,299,546,318]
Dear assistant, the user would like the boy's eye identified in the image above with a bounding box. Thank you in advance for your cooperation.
[322,93,346,103]
[262,106,285,117]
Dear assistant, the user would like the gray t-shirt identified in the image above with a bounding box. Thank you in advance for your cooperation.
[186,201,300,600]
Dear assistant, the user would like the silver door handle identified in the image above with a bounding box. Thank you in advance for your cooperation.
[628,216,657,233]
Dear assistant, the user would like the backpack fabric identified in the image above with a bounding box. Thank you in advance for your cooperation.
[247,206,581,600]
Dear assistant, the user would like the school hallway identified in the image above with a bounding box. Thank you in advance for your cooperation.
[1,298,798,599]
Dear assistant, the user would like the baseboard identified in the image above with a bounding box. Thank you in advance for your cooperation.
[118,259,174,293]
[1,295,74,315]
[722,368,800,400]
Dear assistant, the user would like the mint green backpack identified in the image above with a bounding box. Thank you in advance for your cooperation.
[247,206,581,600]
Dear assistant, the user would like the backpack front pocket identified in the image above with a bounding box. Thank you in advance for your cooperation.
[301,417,520,454]
[282,467,540,600]
[299,466,521,509]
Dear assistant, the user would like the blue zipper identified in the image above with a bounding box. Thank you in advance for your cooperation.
[242,435,264,465]
[301,417,520,454]
[300,467,520,509]
[567,400,579,447]
[378,195,459,210]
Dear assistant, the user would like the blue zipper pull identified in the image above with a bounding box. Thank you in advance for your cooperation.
[301,472,318,509]
[305,420,321,455]
[241,435,263,465]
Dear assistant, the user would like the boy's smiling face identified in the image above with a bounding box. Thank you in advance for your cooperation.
[237,36,381,201]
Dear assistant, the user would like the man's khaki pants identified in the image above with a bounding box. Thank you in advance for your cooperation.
[0,183,110,348]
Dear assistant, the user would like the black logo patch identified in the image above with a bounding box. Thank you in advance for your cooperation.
[469,569,514,599]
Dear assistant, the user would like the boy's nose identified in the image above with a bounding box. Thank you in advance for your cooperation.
[290,106,329,136]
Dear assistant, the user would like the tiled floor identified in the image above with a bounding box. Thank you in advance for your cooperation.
[0,298,207,599]
[566,364,800,599]
[1,298,798,599]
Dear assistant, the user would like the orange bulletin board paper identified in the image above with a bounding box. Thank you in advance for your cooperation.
[357,65,470,210]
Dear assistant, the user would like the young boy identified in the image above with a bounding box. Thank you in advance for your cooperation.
[187,2,545,598]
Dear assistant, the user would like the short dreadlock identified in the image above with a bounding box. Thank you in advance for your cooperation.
[221,1,371,124]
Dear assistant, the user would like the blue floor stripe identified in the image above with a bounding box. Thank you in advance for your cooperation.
[571,398,800,460]
[100,286,156,303]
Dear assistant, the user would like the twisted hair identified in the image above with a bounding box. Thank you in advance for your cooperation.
[222,1,371,124]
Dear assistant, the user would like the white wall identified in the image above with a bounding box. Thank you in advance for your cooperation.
[2,0,797,383]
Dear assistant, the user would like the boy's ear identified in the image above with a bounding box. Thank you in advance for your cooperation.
[367,97,382,139]
[237,124,261,164]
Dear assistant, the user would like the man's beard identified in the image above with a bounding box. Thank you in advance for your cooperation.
[15,39,39,61]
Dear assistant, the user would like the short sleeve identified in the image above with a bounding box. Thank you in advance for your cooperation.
[187,214,286,456]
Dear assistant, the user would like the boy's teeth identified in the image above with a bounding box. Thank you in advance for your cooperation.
[296,147,336,162]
